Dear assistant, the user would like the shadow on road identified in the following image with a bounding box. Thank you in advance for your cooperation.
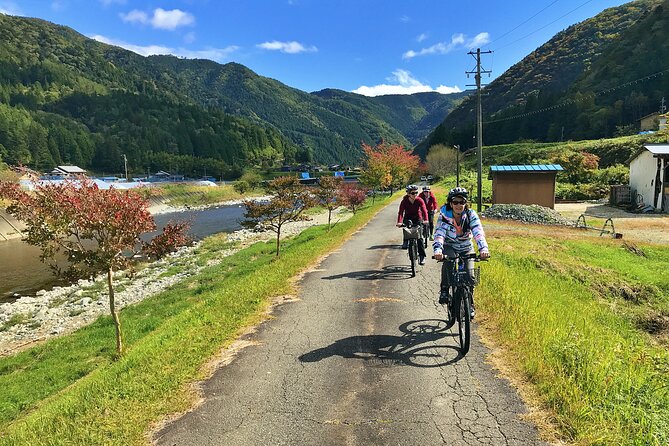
[321,265,414,281]
[366,244,400,250]
[299,319,463,367]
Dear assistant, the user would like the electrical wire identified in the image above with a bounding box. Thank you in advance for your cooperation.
[488,0,561,47]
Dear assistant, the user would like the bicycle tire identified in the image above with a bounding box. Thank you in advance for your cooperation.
[444,289,456,328]
[456,288,471,355]
[408,240,416,277]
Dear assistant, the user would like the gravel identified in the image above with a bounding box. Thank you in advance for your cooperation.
[481,204,574,226]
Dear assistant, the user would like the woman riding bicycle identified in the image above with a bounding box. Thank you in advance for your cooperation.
[396,184,428,265]
[420,185,438,240]
[433,187,490,317]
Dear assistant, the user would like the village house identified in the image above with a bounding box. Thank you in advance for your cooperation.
[628,144,669,212]
[488,164,564,209]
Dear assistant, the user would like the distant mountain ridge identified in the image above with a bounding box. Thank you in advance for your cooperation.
[0,13,464,171]
[416,0,666,156]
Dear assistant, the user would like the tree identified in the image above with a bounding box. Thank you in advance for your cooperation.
[426,144,458,179]
[359,141,420,195]
[315,176,343,229]
[242,176,317,256]
[338,183,367,214]
[0,176,189,355]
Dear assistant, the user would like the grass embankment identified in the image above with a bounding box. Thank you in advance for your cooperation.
[478,224,669,445]
[0,196,394,445]
[150,183,260,207]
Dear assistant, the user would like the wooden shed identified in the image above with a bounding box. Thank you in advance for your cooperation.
[489,164,564,209]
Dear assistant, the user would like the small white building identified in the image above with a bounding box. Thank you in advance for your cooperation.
[50,165,87,177]
[628,144,669,211]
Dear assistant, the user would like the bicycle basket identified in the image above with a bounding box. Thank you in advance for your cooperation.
[403,226,421,239]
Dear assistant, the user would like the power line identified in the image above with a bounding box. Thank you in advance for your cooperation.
[494,0,595,51]
[488,0,561,46]
[483,68,669,124]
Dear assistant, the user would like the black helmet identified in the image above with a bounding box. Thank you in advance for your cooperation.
[447,186,469,202]
[405,184,419,193]
[422,185,431,191]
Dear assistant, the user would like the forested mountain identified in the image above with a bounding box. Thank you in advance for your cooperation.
[0,13,463,173]
[417,0,667,157]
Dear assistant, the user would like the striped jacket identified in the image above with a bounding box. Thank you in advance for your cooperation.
[432,205,489,255]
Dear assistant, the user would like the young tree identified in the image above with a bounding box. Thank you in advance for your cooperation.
[359,141,420,195]
[426,144,458,179]
[242,176,316,256]
[338,183,367,214]
[0,177,189,355]
[316,176,343,229]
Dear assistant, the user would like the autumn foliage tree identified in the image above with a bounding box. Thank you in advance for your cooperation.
[315,176,343,229]
[0,177,190,355]
[359,141,420,194]
[338,183,367,214]
[243,176,317,256]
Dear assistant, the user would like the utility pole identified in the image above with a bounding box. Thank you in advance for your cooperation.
[122,154,128,181]
[661,97,666,114]
[466,48,492,212]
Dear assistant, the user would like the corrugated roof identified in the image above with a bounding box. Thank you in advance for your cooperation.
[644,144,669,155]
[489,164,564,172]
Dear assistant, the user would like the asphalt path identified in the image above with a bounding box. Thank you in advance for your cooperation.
[155,199,549,446]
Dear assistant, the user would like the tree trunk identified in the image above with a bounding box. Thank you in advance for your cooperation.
[107,267,123,355]
[328,209,332,230]
[276,226,281,256]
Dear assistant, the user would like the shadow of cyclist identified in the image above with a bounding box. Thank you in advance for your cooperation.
[298,319,464,367]
[321,265,413,281]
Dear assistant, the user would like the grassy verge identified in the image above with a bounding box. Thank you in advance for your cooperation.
[0,196,393,445]
[149,183,260,206]
[478,226,669,445]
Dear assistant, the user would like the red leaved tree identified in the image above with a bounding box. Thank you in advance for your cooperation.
[242,176,316,256]
[0,177,189,355]
[315,176,343,229]
[338,183,368,214]
[359,141,420,195]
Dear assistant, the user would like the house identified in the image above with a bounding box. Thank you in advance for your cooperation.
[628,144,669,211]
[488,164,564,209]
[660,113,668,131]
[639,112,660,132]
[49,165,87,177]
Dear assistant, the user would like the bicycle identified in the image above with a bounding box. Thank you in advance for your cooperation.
[433,253,486,355]
[401,221,422,277]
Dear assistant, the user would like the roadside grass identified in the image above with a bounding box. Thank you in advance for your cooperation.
[478,227,669,445]
[0,196,393,445]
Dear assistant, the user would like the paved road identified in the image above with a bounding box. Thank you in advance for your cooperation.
[155,200,548,446]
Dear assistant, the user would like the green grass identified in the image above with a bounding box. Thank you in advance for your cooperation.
[0,196,393,445]
[0,314,32,332]
[478,232,669,445]
[151,183,245,206]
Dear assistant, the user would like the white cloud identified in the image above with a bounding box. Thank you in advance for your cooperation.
[352,69,461,97]
[257,40,317,54]
[416,33,428,43]
[120,9,148,24]
[403,32,490,59]
[400,15,410,23]
[151,8,194,30]
[0,2,21,15]
[91,34,238,62]
[120,8,195,30]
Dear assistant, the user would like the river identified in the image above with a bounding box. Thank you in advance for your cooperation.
[0,204,247,303]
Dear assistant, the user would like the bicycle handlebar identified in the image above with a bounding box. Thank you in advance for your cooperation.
[431,253,489,262]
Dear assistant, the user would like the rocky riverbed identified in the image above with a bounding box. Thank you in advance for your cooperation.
[0,206,351,356]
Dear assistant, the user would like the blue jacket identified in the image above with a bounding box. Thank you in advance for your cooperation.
[433,205,489,255]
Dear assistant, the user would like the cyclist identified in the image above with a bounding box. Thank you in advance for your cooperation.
[433,186,490,318]
[396,184,429,265]
[420,185,438,240]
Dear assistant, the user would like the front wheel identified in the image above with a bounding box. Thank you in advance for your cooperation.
[455,288,471,355]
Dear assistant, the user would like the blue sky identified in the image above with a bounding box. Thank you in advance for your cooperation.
[2,0,632,95]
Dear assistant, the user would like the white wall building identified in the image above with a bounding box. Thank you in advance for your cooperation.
[628,144,669,211]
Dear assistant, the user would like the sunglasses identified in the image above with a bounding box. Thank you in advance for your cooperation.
[451,200,466,205]
[409,192,418,195]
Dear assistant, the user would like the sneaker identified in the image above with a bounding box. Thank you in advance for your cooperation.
[401,242,408,249]
[438,290,450,305]
[470,303,476,319]
[419,257,426,265]
[429,235,434,241]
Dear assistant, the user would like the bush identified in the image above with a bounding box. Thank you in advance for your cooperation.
[556,182,608,200]
[233,180,250,194]
[592,164,629,186]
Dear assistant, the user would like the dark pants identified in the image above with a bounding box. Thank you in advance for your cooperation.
[439,246,475,292]
[427,211,435,237]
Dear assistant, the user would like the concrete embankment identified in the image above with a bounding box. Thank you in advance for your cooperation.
[0,209,24,241]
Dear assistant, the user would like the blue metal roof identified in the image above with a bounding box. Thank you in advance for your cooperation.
[489,164,563,172]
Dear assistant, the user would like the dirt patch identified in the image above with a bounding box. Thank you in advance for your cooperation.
[555,202,669,245]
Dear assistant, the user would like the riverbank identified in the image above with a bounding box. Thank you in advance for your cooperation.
[0,205,351,356]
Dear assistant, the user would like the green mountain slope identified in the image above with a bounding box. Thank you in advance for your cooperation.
[417,0,665,157]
